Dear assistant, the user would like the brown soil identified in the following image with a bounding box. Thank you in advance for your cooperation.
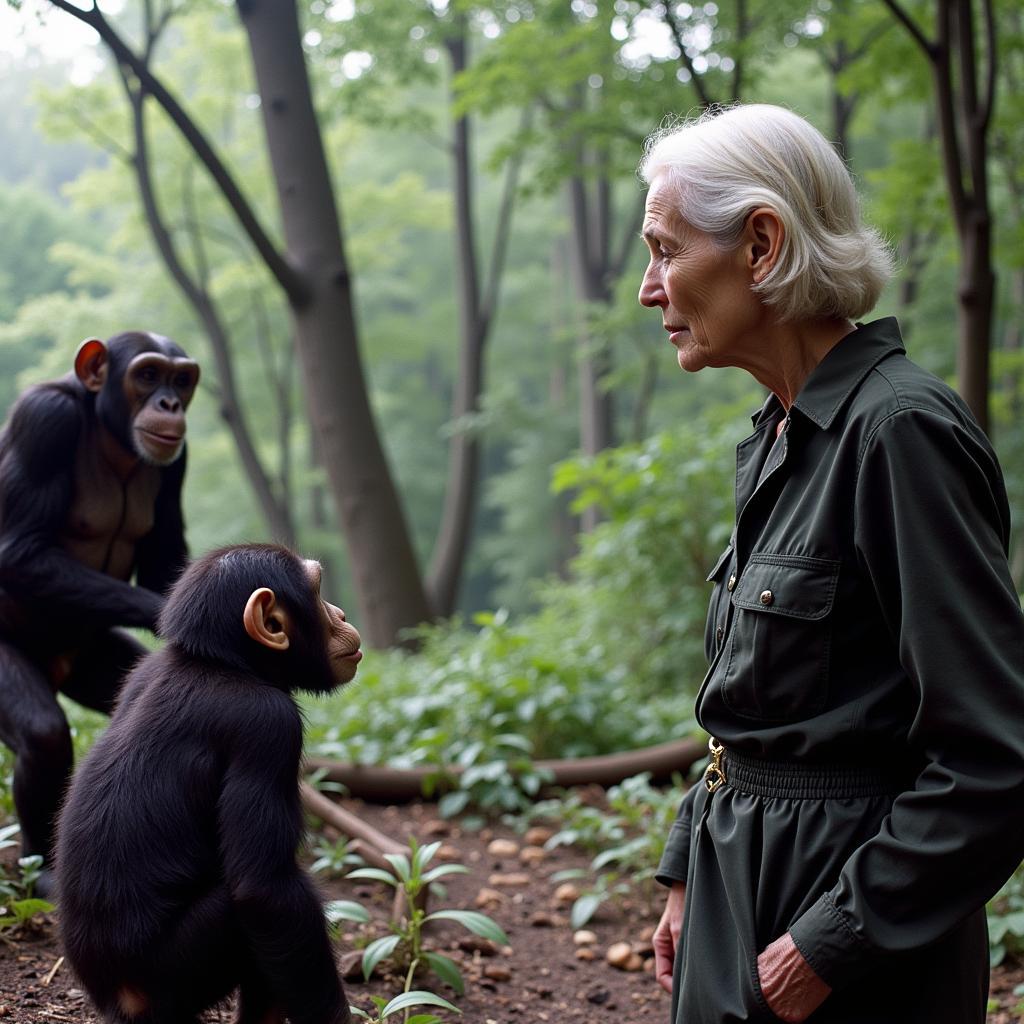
[0,795,1021,1023]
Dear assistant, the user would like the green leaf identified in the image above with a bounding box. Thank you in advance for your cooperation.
[423,951,465,995]
[424,909,509,946]
[383,853,411,883]
[570,893,604,930]
[349,1007,372,1019]
[362,934,402,980]
[347,867,400,887]
[438,790,471,819]
[380,990,461,1016]
[422,864,469,883]
[404,1016,443,1024]
[412,840,442,874]
[324,900,371,924]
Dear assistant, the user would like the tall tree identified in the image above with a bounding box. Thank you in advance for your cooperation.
[882,0,998,433]
[42,0,432,644]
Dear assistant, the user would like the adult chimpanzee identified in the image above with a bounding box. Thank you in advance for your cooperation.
[57,544,361,1024]
[0,331,199,883]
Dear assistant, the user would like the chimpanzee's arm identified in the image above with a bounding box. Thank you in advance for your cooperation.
[134,445,188,595]
[0,385,163,630]
[218,688,349,1024]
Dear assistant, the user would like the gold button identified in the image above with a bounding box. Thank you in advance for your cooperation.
[727,574,737,592]
[759,589,774,606]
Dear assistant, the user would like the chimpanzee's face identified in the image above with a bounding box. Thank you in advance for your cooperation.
[304,560,362,687]
[124,349,200,467]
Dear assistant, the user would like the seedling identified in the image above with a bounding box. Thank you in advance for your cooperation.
[350,990,460,1024]
[332,837,508,997]
[0,826,54,935]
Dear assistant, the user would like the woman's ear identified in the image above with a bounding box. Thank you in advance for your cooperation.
[243,588,291,651]
[744,208,785,284]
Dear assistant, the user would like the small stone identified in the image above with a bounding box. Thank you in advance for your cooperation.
[487,838,520,858]
[624,952,645,972]
[436,844,462,861]
[469,849,481,862]
[0,1008,9,1018]
[573,930,598,946]
[585,987,611,1005]
[632,938,654,957]
[525,826,554,846]
[643,956,656,973]
[458,935,499,956]
[475,887,506,908]
[605,942,633,968]
[553,882,580,903]
[575,948,596,961]
[483,964,512,982]
[638,924,657,943]
[518,845,546,864]
[488,872,531,887]
[422,819,451,837]
[529,911,555,927]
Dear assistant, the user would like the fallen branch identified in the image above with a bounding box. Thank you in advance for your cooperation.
[305,736,706,804]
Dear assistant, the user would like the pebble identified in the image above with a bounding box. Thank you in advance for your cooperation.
[605,941,633,968]
[553,882,580,903]
[585,986,611,1005]
[338,950,364,979]
[575,947,596,961]
[518,845,546,864]
[483,964,512,982]
[529,911,555,927]
[421,819,451,837]
[436,844,462,861]
[638,923,657,943]
[525,826,554,846]
[458,935,499,956]
[573,929,598,946]
[487,838,520,858]
[475,887,506,908]
[488,872,531,887]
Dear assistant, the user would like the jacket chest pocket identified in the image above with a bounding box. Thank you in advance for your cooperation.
[720,553,839,721]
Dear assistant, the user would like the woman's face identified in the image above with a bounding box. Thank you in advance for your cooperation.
[638,176,760,374]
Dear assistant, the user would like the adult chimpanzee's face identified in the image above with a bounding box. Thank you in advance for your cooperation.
[304,560,363,687]
[124,350,199,466]
[74,333,200,467]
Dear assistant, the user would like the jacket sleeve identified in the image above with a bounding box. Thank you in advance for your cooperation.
[788,407,1024,989]
[656,783,699,886]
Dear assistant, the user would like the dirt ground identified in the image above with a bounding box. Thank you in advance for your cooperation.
[0,795,1021,1023]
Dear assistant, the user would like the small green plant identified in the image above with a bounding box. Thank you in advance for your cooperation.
[311,836,365,878]
[988,861,1024,966]
[0,825,54,934]
[329,838,508,998]
[349,991,460,1024]
[549,866,632,930]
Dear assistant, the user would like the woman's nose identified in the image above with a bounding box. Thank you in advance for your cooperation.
[638,263,666,308]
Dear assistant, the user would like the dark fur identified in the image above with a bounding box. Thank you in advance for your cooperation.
[56,545,351,1024]
[0,332,191,864]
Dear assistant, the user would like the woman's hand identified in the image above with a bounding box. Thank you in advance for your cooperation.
[757,932,831,1022]
[652,881,686,993]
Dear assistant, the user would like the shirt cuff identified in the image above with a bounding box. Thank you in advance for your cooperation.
[788,891,873,991]
[655,817,692,887]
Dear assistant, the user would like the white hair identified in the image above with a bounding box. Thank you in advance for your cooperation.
[639,104,894,322]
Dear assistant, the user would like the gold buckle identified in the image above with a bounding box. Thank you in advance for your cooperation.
[703,737,726,793]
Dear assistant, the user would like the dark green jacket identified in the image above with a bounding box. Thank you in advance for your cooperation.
[657,317,1024,990]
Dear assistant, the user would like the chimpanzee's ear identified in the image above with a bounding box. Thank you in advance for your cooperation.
[74,338,109,393]
[243,588,291,651]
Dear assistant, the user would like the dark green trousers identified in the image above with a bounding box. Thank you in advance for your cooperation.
[671,754,989,1023]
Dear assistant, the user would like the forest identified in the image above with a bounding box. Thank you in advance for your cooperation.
[0,0,1022,1021]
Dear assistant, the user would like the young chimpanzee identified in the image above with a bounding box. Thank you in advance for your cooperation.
[0,331,199,882]
[56,544,361,1024]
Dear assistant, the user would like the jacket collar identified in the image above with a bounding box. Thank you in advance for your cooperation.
[751,317,906,430]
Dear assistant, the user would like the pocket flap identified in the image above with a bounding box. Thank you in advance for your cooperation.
[706,543,734,583]
[732,554,839,620]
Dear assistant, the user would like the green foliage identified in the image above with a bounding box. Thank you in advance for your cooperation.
[518,771,685,925]
[989,861,1024,967]
[0,825,54,933]
[334,837,505,1001]
[311,837,366,878]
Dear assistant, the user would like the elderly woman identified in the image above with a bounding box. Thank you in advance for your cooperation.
[639,104,1024,1024]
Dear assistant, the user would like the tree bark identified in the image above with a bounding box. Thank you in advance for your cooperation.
[237,0,432,644]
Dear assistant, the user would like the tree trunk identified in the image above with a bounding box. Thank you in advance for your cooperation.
[426,26,486,617]
[237,0,432,645]
[956,212,995,431]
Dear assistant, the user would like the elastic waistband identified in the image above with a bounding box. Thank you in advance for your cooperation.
[721,748,908,799]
